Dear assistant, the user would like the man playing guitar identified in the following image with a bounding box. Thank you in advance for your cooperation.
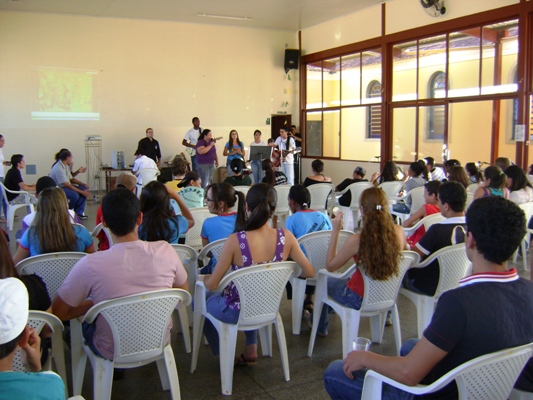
[274,127,296,185]
[182,117,201,172]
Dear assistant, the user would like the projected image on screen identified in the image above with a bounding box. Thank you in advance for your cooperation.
[31,68,100,121]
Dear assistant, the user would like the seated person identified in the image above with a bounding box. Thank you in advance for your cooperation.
[262,159,287,186]
[303,159,332,187]
[48,149,90,220]
[336,166,368,207]
[138,181,194,245]
[13,187,94,264]
[473,165,510,200]
[404,181,467,296]
[424,156,446,181]
[403,180,441,248]
[324,196,533,400]
[4,154,37,205]
[0,278,64,399]
[95,172,137,250]
[165,156,188,192]
[224,159,252,187]
[177,171,204,209]
[52,189,189,361]
[392,161,427,214]
[132,148,158,187]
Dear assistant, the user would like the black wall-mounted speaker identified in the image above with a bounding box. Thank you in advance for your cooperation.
[284,49,300,70]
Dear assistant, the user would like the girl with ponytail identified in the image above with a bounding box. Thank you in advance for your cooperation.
[312,187,407,337]
[473,165,510,200]
[201,183,314,364]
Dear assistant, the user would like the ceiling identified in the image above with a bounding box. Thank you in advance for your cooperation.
[0,0,387,31]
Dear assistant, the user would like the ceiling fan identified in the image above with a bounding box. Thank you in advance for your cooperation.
[420,0,446,17]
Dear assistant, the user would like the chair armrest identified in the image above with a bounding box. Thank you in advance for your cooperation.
[362,369,447,398]
[403,219,424,236]
[318,264,357,280]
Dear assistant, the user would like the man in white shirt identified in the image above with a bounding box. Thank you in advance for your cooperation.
[132,148,158,191]
[182,117,201,172]
[274,127,296,185]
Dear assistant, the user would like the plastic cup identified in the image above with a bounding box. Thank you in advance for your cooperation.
[352,337,371,351]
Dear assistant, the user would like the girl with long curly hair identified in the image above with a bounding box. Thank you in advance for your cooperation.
[313,187,407,336]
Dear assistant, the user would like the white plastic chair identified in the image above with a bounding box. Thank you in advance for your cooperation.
[467,183,480,194]
[308,251,420,358]
[71,289,191,399]
[378,181,404,200]
[361,342,533,400]
[513,202,533,271]
[403,213,445,237]
[307,183,335,214]
[198,238,227,272]
[466,192,475,210]
[185,208,213,250]
[16,252,87,299]
[274,185,292,228]
[0,182,35,231]
[170,244,198,354]
[12,311,68,397]
[136,168,160,197]
[510,388,533,399]
[91,222,114,249]
[390,186,426,225]
[400,244,471,338]
[233,185,251,197]
[290,230,354,335]
[336,181,374,231]
[191,262,298,395]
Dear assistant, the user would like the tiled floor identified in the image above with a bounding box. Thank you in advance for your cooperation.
[5,202,529,399]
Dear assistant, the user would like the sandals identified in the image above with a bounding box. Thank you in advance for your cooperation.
[235,353,257,366]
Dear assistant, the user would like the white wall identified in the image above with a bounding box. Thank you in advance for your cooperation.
[0,11,298,185]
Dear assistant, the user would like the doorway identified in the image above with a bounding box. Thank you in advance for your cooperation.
[271,115,291,141]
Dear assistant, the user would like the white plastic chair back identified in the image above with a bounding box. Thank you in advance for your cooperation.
[403,213,445,236]
[0,182,34,231]
[409,186,426,213]
[12,311,68,396]
[361,343,533,400]
[91,222,114,248]
[170,244,198,291]
[233,185,251,197]
[338,181,374,231]
[510,388,533,399]
[83,289,191,364]
[512,202,533,270]
[16,252,87,299]
[274,185,292,228]
[138,168,160,187]
[198,238,227,270]
[185,207,213,250]
[378,181,404,199]
[307,183,335,214]
[466,192,475,210]
[467,183,479,194]
[361,251,418,313]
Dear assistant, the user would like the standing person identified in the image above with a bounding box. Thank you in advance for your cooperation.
[49,149,90,220]
[137,127,161,166]
[249,130,266,184]
[223,130,245,178]
[196,129,218,189]
[182,117,201,172]
[177,172,204,209]
[200,183,314,364]
[289,125,303,144]
[4,154,37,205]
[0,135,8,223]
[324,196,533,400]
[274,127,296,185]
[52,189,189,362]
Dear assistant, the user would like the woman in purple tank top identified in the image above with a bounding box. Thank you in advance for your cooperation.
[200,183,314,364]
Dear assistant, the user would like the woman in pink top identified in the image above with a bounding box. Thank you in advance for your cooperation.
[314,187,407,337]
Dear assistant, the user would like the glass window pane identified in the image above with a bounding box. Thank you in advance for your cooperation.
[306,111,322,156]
[498,99,518,161]
[392,107,417,162]
[361,49,382,105]
[482,20,518,95]
[341,107,380,161]
[448,29,481,98]
[323,58,340,107]
[306,63,322,109]
[341,54,361,106]
[418,35,447,100]
[448,101,493,164]
[419,106,445,161]
[392,40,417,102]
[323,110,340,158]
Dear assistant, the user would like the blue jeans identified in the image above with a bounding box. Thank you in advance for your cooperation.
[191,155,197,172]
[61,185,87,216]
[323,339,418,400]
[82,321,104,358]
[317,278,363,336]
[197,163,214,189]
[202,293,257,357]
[226,159,233,177]
[251,160,263,184]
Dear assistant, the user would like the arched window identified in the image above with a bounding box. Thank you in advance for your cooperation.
[367,80,381,139]
[427,71,446,140]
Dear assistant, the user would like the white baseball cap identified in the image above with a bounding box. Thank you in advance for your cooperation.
[0,278,29,345]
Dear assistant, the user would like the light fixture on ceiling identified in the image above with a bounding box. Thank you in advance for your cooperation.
[197,13,252,21]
